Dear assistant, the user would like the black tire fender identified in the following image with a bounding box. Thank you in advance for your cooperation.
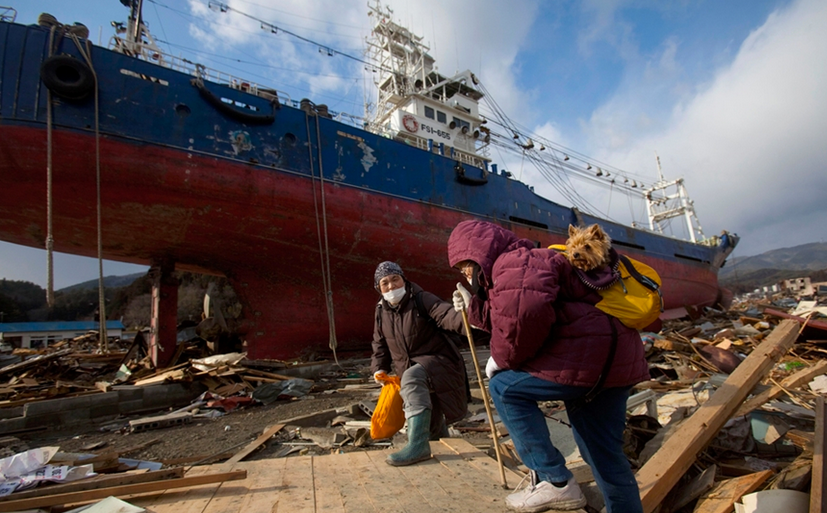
[192,78,277,125]
[40,54,94,101]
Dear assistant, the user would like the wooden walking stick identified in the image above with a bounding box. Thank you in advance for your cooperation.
[458,288,508,489]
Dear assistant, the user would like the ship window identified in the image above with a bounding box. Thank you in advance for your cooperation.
[452,117,471,131]
[437,111,446,123]
[424,106,435,119]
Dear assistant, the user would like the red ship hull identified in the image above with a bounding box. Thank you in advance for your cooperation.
[0,126,724,359]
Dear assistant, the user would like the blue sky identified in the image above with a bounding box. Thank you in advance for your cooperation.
[2,0,826,289]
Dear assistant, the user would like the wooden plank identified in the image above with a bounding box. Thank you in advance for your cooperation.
[692,470,773,513]
[0,470,247,512]
[344,451,412,512]
[0,468,184,503]
[0,348,73,376]
[272,453,315,512]
[428,442,516,504]
[234,459,288,513]
[316,452,378,513]
[225,423,285,464]
[437,438,524,486]
[128,465,217,513]
[735,359,827,417]
[365,448,495,512]
[635,319,799,513]
[200,464,250,513]
[812,396,825,513]
[364,450,445,511]
[307,454,347,513]
[356,451,431,512]
[233,366,296,381]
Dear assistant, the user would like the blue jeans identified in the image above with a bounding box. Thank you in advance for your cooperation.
[489,370,643,513]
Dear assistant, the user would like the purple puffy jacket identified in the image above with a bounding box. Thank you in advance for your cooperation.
[448,220,650,388]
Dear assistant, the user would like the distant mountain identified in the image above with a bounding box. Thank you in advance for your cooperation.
[720,242,827,280]
[57,272,146,293]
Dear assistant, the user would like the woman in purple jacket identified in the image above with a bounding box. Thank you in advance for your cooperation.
[448,220,648,513]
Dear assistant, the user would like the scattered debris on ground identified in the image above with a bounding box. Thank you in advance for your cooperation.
[0,291,825,512]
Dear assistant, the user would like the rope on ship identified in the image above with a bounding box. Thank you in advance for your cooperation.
[39,15,109,350]
[69,34,108,352]
[44,25,57,308]
[38,13,109,351]
[305,105,339,365]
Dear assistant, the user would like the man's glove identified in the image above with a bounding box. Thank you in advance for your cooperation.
[485,357,502,380]
[453,282,472,313]
[374,370,389,385]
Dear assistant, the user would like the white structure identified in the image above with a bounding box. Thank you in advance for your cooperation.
[780,277,813,297]
[0,321,124,350]
[365,1,489,169]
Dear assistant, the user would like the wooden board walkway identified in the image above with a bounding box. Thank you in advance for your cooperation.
[127,438,526,513]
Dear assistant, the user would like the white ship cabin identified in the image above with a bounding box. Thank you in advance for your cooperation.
[367,4,490,170]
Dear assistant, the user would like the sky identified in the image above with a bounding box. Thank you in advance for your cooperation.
[2,0,826,289]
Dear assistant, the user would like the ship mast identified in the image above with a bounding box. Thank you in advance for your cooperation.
[125,0,144,45]
[365,1,431,128]
[112,0,166,66]
[643,154,707,243]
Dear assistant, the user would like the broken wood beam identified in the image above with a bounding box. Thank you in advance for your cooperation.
[763,308,827,332]
[225,423,285,464]
[0,469,246,512]
[692,470,774,513]
[234,366,296,381]
[734,359,827,418]
[812,396,825,513]
[0,468,184,503]
[0,349,73,376]
[635,319,799,513]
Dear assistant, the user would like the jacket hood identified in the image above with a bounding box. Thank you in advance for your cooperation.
[447,221,535,279]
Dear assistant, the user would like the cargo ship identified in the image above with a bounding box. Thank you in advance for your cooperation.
[0,3,738,361]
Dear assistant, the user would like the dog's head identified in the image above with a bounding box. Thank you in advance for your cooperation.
[565,224,611,272]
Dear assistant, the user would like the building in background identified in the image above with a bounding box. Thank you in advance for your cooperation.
[0,320,124,350]
[779,277,813,297]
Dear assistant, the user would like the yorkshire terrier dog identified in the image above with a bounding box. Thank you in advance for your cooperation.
[565,224,612,272]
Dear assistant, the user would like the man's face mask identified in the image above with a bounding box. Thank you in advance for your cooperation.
[382,286,406,305]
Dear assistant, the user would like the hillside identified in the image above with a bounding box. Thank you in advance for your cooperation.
[720,241,827,294]
[0,272,240,329]
[57,272,146,292]
[720,242,827,279]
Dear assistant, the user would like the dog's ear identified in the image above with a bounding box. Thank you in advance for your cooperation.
[568,224,577,238]
[587,224,604,240]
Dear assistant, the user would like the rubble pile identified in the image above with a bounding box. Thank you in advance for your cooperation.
[0,292,824,511]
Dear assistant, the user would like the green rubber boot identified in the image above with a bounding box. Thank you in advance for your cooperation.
[386,409,432,466]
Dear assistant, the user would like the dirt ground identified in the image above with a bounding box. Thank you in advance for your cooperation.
[12,383,497,467]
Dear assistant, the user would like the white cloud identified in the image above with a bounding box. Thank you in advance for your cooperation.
[582,0,827,256]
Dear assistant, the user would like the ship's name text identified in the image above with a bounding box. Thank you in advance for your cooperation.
[420,123,451,141]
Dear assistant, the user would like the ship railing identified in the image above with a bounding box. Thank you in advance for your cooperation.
[0,7,16,23]
[391,131,488,170]
[109,36,293,107]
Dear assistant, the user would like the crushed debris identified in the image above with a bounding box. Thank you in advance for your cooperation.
[0,290,824,511]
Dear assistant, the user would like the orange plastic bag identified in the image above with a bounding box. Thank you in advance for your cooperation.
[370,375,405,440]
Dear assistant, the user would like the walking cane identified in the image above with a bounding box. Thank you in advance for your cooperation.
[458,286,508,489]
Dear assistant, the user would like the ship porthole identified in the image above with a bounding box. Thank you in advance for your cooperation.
[40,54,94,101]
[175,104,191,117]
[283,133,297,145]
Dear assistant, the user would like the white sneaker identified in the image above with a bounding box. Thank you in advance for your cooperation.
[506,472,587,512]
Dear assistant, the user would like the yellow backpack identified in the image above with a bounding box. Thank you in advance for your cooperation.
[550,245,664,330]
